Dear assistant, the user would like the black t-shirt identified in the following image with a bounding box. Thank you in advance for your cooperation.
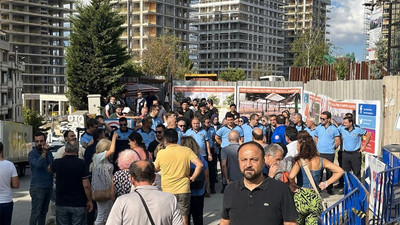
[51,155,90,207]
[84,141,98,169]
[222,177,298,225]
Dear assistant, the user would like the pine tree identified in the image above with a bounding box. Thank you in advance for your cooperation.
[66,0,133,110]
[370,37,387,79]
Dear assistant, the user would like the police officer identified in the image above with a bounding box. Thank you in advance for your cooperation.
[215,113,244,149]
[339,116,371,179]
[314,111,340,195]
[241,113,265,143]
[113,117,135,171]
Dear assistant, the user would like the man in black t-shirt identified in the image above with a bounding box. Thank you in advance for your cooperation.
[220,141,297,225]
[50,141,93,224]
[147,124,165,160]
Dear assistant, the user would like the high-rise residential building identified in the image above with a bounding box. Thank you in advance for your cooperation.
[193,0,285,80]
[282,0,331,76]
[0,30,24,122]
[0,0,73,112]
[111,0,194,62]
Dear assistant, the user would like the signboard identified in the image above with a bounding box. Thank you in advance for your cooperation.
[237,87,303,118]
[172,86,236,120]
[366,154,386,213]
[105,119,134,130]
[356,102,381,155]
[368,7,383,60]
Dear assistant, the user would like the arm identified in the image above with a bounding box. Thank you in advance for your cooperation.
[82,178,93,212]
[204,167,210,194]
[239,137,244,144]
[360,132,372,152]
[215,135,222,145]
[11,176,19,189]
[334,136,340,149]
[206,140,212,161]
[314,136,318,144]
[29,146,51,170]
[284,222,297,225]
[221,159,229,183]
[105,105,110,118]
[189,157,204,182]
[288,161,300,192]
[105,133,118,158]
[319,158,344,190]
[220,218,230,225]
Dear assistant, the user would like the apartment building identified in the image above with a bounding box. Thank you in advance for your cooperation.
[0,0,73,112]
[112,0,193,61]
[193,0,285,80]
[283,0,331,75]
[0,30,24,122]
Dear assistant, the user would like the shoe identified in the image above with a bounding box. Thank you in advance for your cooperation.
[334,184,344,189]
[211,189,216,194]
[338,189,344,195]
[327,189,334,195]
[205,192,211,198]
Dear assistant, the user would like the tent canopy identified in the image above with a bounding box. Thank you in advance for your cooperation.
[124,83,160,96]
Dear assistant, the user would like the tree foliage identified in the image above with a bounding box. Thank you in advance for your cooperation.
[141,32,193,79]
[370,37,387,79]
[22,107,49,136]
[334,59,348,80]
[66,0,134,110]
[219,67,246,81]
[290,29,330,67]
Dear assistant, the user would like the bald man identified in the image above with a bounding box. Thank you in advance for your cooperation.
[252,128,265,147]
[221,131,243,185]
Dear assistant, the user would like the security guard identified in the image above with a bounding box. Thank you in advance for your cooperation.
[113,117,135,171]
[314,111,340,195]
[271,114,287,145]
[241,113,265,143]
[339,116,371,179]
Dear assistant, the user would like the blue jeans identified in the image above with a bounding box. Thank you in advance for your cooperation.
[29,186,52,225]
[0,201,13,225]
[56,206,86,225]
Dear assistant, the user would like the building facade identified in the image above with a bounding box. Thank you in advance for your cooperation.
[0,0,73,112]
[112,0,193,62]
[193,0,285,80]
[0,30,24,122]
[282,0,331,76]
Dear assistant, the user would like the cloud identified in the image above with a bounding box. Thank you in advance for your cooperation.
[328,0,365,56]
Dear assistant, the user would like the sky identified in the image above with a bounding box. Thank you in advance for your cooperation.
[328,0,366,61]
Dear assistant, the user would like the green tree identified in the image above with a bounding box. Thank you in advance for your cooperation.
[22,107,49,136]
[290,29,331,67]
[208,94,220,106]
[370,37,387,79]
[224,93,235,106]
[334,59,348,80]
[141,32,192,79]
[66,0,134,110]
[219,67,246,81]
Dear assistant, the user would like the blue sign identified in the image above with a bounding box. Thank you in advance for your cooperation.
[358,115,376,129]
[359,104,376,116]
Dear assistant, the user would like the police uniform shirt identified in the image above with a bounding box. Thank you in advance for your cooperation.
[339,125,366,151]
[314,124,340,154]
[80,132,93,147]
[305,127,316,137]
[271,125,287,145]
[204,126,216,148]
[241,123,266,143]
[151,116,163,131]
[137,128,156,149]
[184,128,209,156]
[216,125,244,148]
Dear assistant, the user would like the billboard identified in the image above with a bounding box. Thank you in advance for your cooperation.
[368,7,383,60]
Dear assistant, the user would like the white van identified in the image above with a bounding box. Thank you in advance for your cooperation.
[259,75,285,81]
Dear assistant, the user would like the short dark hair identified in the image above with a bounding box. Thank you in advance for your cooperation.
[164,129,178,144]
[230,103,236,108]
[276,114,286,125]
[252,129,264,141]
[207,99,213,105]
[63,130,74,140]
[225,112,234,119]
[156,124,166,130]
[321,111,332,119]
[129,160,155,183]
[86,118,98,128]
[343,116,354,125]
[119,117,127,123]
[95,115,104,120]
[345,113,353,119]
[285,126,298,142]
[249,113,258,121]
[34,132,46,140]
[237,141,265,158]
[93,129,104,141]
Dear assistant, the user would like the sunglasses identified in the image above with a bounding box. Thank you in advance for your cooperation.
[239,120,244,122]
[120,124,127,127]
[156,131,163,134]
[178,125,186,127]
[320,118,327,121]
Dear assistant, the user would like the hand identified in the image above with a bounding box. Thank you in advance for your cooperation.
[318,181,328,190]
[86,201,93,212]
[97,117,105,124]
[207,154,213,161]
[289,183,299,193]
[360,145,366,153]
[43,143,50,151]
[189,176,195,182]
[113,132,119,139]
[226,179,230,184]
[268,162,279,178]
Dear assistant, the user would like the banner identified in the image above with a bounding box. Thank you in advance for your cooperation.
[237,87,303,118]
[365,154,386,213]
[172,86,236,120]
[368,7,383,60]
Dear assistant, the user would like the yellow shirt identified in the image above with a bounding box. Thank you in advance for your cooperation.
[154,144,198,194]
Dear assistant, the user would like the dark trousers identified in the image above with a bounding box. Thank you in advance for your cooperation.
[189,195,204,225]
[207,153,217,192]
[337,150,344,186]
[86,201,97,225]
[0,201,13,225]
[342,151,362,179]
[320,153,335,192]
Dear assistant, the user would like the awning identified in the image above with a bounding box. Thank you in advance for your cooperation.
[124,83,160,96]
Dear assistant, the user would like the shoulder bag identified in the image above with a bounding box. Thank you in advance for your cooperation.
[300,158,328,210]
[135,189,155,225]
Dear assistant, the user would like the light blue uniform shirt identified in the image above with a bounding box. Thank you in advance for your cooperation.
[314,123,340,154]
[204,126,216,148]
[80,132,93,147]
[115,128,134,140]
[339,125,366,151]
[151,117,163,131]
[137,128,156,149]
[216,125,244,148]
[305,127,317,137]
[241,123,265,143]
[184,128,209,156]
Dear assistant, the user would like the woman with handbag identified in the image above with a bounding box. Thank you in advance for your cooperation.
[180,136,209,225]
[289,131,343,225]
[92,133,117,225]
[112,149,140,198]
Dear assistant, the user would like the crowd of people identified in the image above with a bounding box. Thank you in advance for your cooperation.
[0,90,374,225]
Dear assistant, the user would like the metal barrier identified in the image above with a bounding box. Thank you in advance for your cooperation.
[370,166,400,225]
[319,172,369,225]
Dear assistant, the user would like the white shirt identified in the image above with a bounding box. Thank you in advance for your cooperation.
[54,145,85,159]
[106,185,183,225]
[0,160,18,203]
[285,140,298,160]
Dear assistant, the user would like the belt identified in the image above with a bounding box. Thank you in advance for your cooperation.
[344,149,360,153]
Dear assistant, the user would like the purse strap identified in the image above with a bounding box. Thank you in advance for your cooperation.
[135,189,155,225]
[300,158,322,196]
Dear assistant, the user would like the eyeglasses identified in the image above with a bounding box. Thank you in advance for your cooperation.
[156,131,163,134]
[239,120,244,122]
[320,118,327,121]
[120,124,127,127]
[178,125,186,128]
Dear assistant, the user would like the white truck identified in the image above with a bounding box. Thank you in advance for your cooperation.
[0,120,32,176]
